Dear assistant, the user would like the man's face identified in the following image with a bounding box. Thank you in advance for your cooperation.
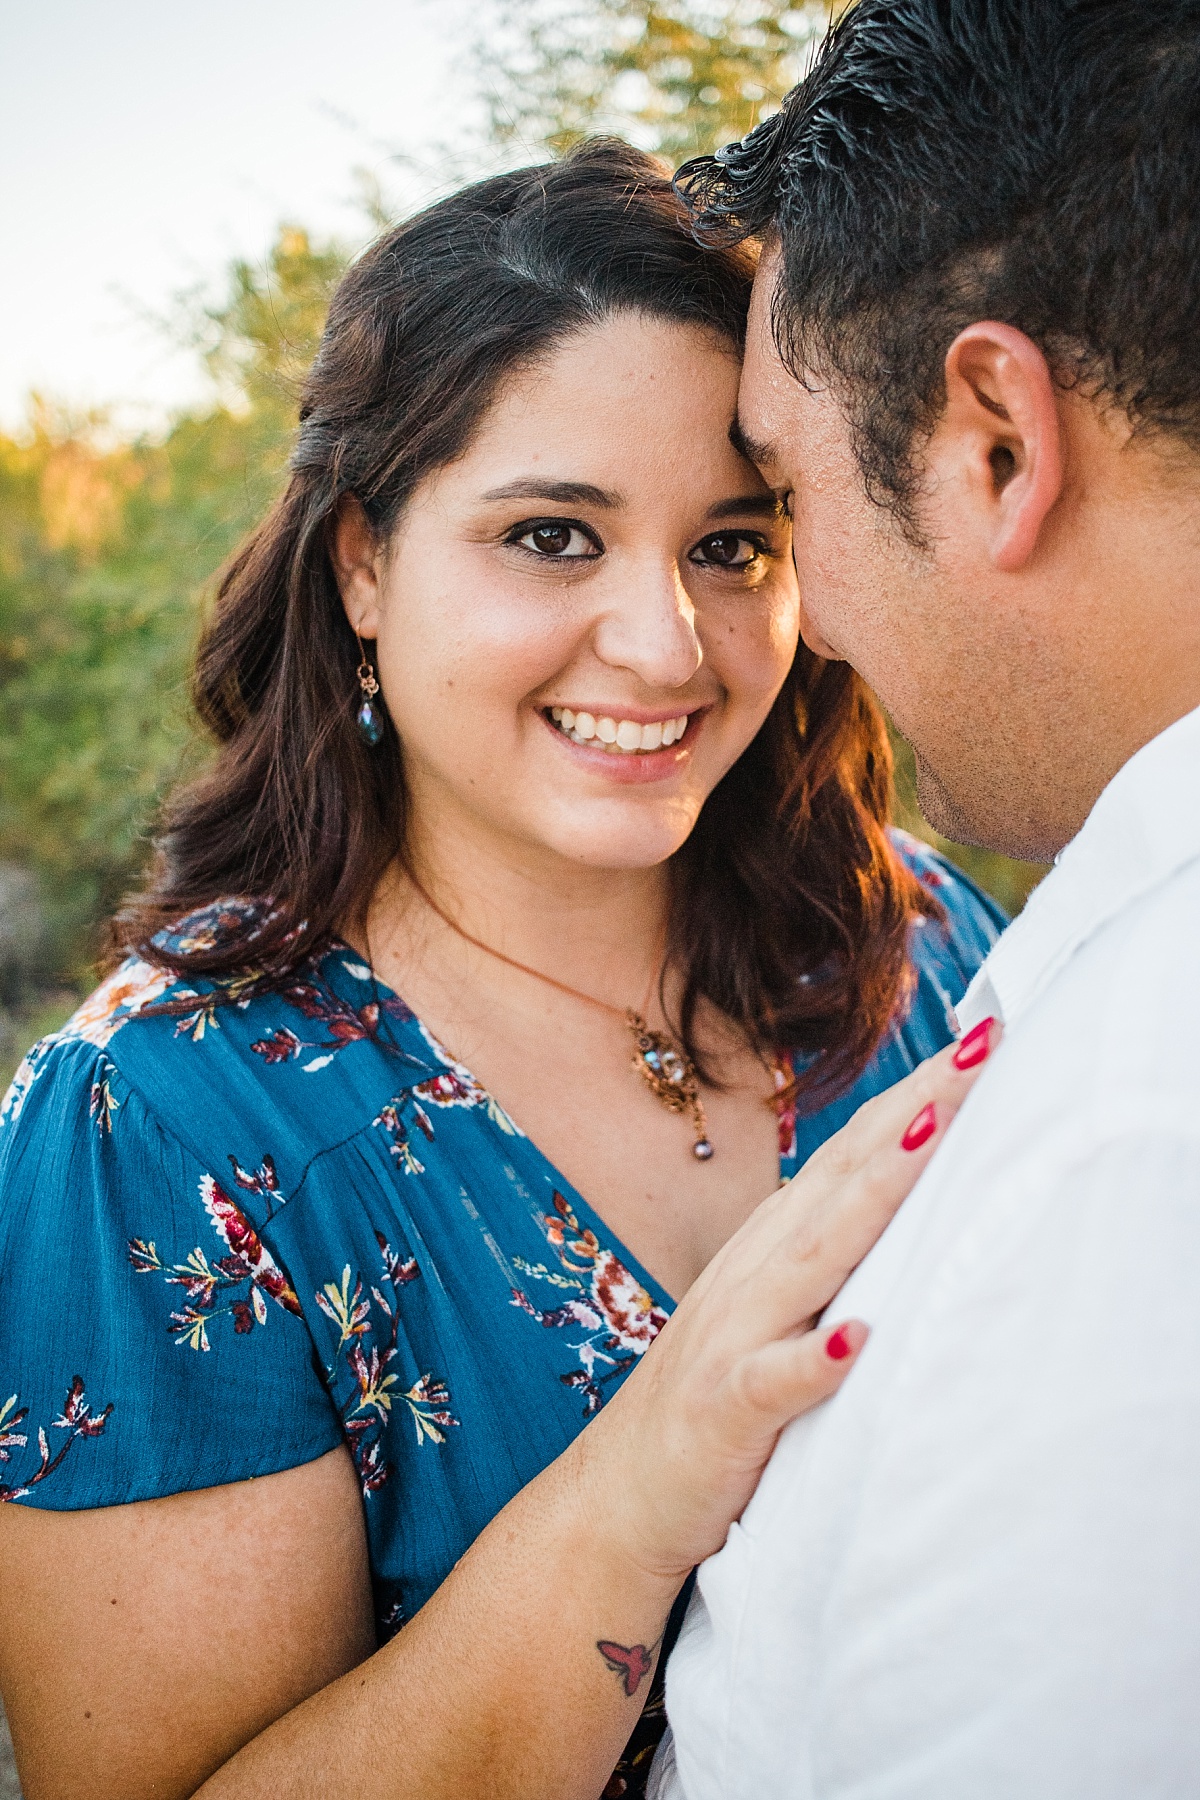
[738,256,1044,857]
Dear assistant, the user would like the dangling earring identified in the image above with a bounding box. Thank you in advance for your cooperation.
[354,634,384,746]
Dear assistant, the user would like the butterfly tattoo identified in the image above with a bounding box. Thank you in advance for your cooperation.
[596,1638,658,1697]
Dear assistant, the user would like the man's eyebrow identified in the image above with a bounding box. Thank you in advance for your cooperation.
[704,492,785,523]
[479,478,624,508]
[730,417,779,470]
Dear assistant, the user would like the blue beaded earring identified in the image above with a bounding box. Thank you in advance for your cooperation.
[354,634,384,747]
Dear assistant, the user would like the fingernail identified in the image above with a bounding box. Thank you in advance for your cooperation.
[901,1102,937,1152]
[825,1325,855,1361]
[952,1016,995,1070]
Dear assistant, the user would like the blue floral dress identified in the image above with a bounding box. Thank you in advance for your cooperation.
[0,835,1002,1786]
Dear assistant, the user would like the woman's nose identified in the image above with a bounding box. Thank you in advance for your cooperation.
[589,559,703,689]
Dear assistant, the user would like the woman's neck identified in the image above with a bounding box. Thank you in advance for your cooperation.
[360,810,673,1017]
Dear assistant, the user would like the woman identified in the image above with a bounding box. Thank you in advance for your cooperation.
[0,141,1002,1799]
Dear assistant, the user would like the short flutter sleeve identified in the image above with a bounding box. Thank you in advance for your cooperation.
[0,1035,342,1510]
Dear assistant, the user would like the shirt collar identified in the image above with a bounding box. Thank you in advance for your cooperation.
[958,702,1200,1034]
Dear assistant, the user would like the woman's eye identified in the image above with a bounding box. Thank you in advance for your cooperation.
[692,531,767,569]
[510,520,600,559]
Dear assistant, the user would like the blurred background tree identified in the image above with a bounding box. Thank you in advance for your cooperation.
[484,1,834,160]
[0,228,346,1074]
[0,0,1043,1085]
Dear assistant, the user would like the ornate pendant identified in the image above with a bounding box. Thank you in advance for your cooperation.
[625,1011,713,1160]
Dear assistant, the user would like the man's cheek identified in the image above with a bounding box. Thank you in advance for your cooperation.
[792,560,841,660]
[790,507,857,660]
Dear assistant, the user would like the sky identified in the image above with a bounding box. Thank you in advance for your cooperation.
[0,0,494,431]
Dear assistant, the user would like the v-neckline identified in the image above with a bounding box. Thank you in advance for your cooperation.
[328,939,687,1312]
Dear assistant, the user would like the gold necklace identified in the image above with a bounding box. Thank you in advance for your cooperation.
[407,872,714,1161]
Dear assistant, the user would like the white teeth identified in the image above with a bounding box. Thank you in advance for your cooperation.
[548,708,692,753]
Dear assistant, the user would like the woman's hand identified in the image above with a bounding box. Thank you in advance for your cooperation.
[579,1019,1000,1581]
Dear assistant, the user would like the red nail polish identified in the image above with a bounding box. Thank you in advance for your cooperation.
[826,1325,854,1361]
[901,1102,937,1152]
[952,1016,995,1070]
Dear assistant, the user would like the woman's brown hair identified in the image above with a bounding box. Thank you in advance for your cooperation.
[114,138,937,1104]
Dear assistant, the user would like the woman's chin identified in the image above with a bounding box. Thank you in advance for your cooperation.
[510,798,703,873]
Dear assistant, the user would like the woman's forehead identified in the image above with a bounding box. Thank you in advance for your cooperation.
[433,315,750,502]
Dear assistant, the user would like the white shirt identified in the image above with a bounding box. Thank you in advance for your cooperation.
[654,704,1200,1800]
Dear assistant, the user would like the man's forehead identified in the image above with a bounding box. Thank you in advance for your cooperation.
[736,340,841,481]
[734,359,813,479]
[730,414,781,473]
[736,254,815,472]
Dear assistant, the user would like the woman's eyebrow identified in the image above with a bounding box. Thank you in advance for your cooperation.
[480,478,623,507]
[704,493,786,523]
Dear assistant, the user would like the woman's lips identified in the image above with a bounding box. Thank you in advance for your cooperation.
[539,705,707,783]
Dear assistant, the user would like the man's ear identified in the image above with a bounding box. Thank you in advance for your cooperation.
[329,495,383,637]
[940,323,1064,571]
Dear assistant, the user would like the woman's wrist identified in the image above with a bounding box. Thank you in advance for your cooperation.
[556,1364,699,1600]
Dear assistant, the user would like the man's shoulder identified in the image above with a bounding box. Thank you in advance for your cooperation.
[1015,848,1200,1117]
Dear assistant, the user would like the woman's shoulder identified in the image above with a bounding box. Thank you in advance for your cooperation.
[890,827,1008,966]
[0,998,345,1508]
[878,829,1006,1061]
[780,834,1007,1169]
[0,955,177,1157]
[3,901,441,1176]
[0,905,392,1511]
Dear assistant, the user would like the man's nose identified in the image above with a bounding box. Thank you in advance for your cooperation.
[589,558,703,689]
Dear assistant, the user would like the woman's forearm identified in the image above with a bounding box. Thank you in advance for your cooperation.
[196,1432,682,1800]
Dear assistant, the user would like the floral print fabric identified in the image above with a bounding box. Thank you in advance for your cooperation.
[0,838,1002,1655]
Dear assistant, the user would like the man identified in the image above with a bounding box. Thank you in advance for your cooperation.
[654,3,1200,1795]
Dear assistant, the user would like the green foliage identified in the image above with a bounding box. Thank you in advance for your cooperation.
[0,230,347,978]
[486,1,836,161]
[197,225,346,434]
[0,990,76,1093]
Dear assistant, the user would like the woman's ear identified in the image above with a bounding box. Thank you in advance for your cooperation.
[330,496,384,637]
[940,322,1064,572]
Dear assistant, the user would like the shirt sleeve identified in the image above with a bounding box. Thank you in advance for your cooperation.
[0,1037,344,1510]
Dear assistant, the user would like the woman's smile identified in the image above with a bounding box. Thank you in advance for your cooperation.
[541,702,706,782]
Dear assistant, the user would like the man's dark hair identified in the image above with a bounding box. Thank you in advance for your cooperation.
[677,0,1200,532]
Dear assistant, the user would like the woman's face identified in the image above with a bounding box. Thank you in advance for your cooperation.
[336,310,801,874]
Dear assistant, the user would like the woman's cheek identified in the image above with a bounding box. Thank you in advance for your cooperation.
[710,588,801,717]
[375,577,545,731]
